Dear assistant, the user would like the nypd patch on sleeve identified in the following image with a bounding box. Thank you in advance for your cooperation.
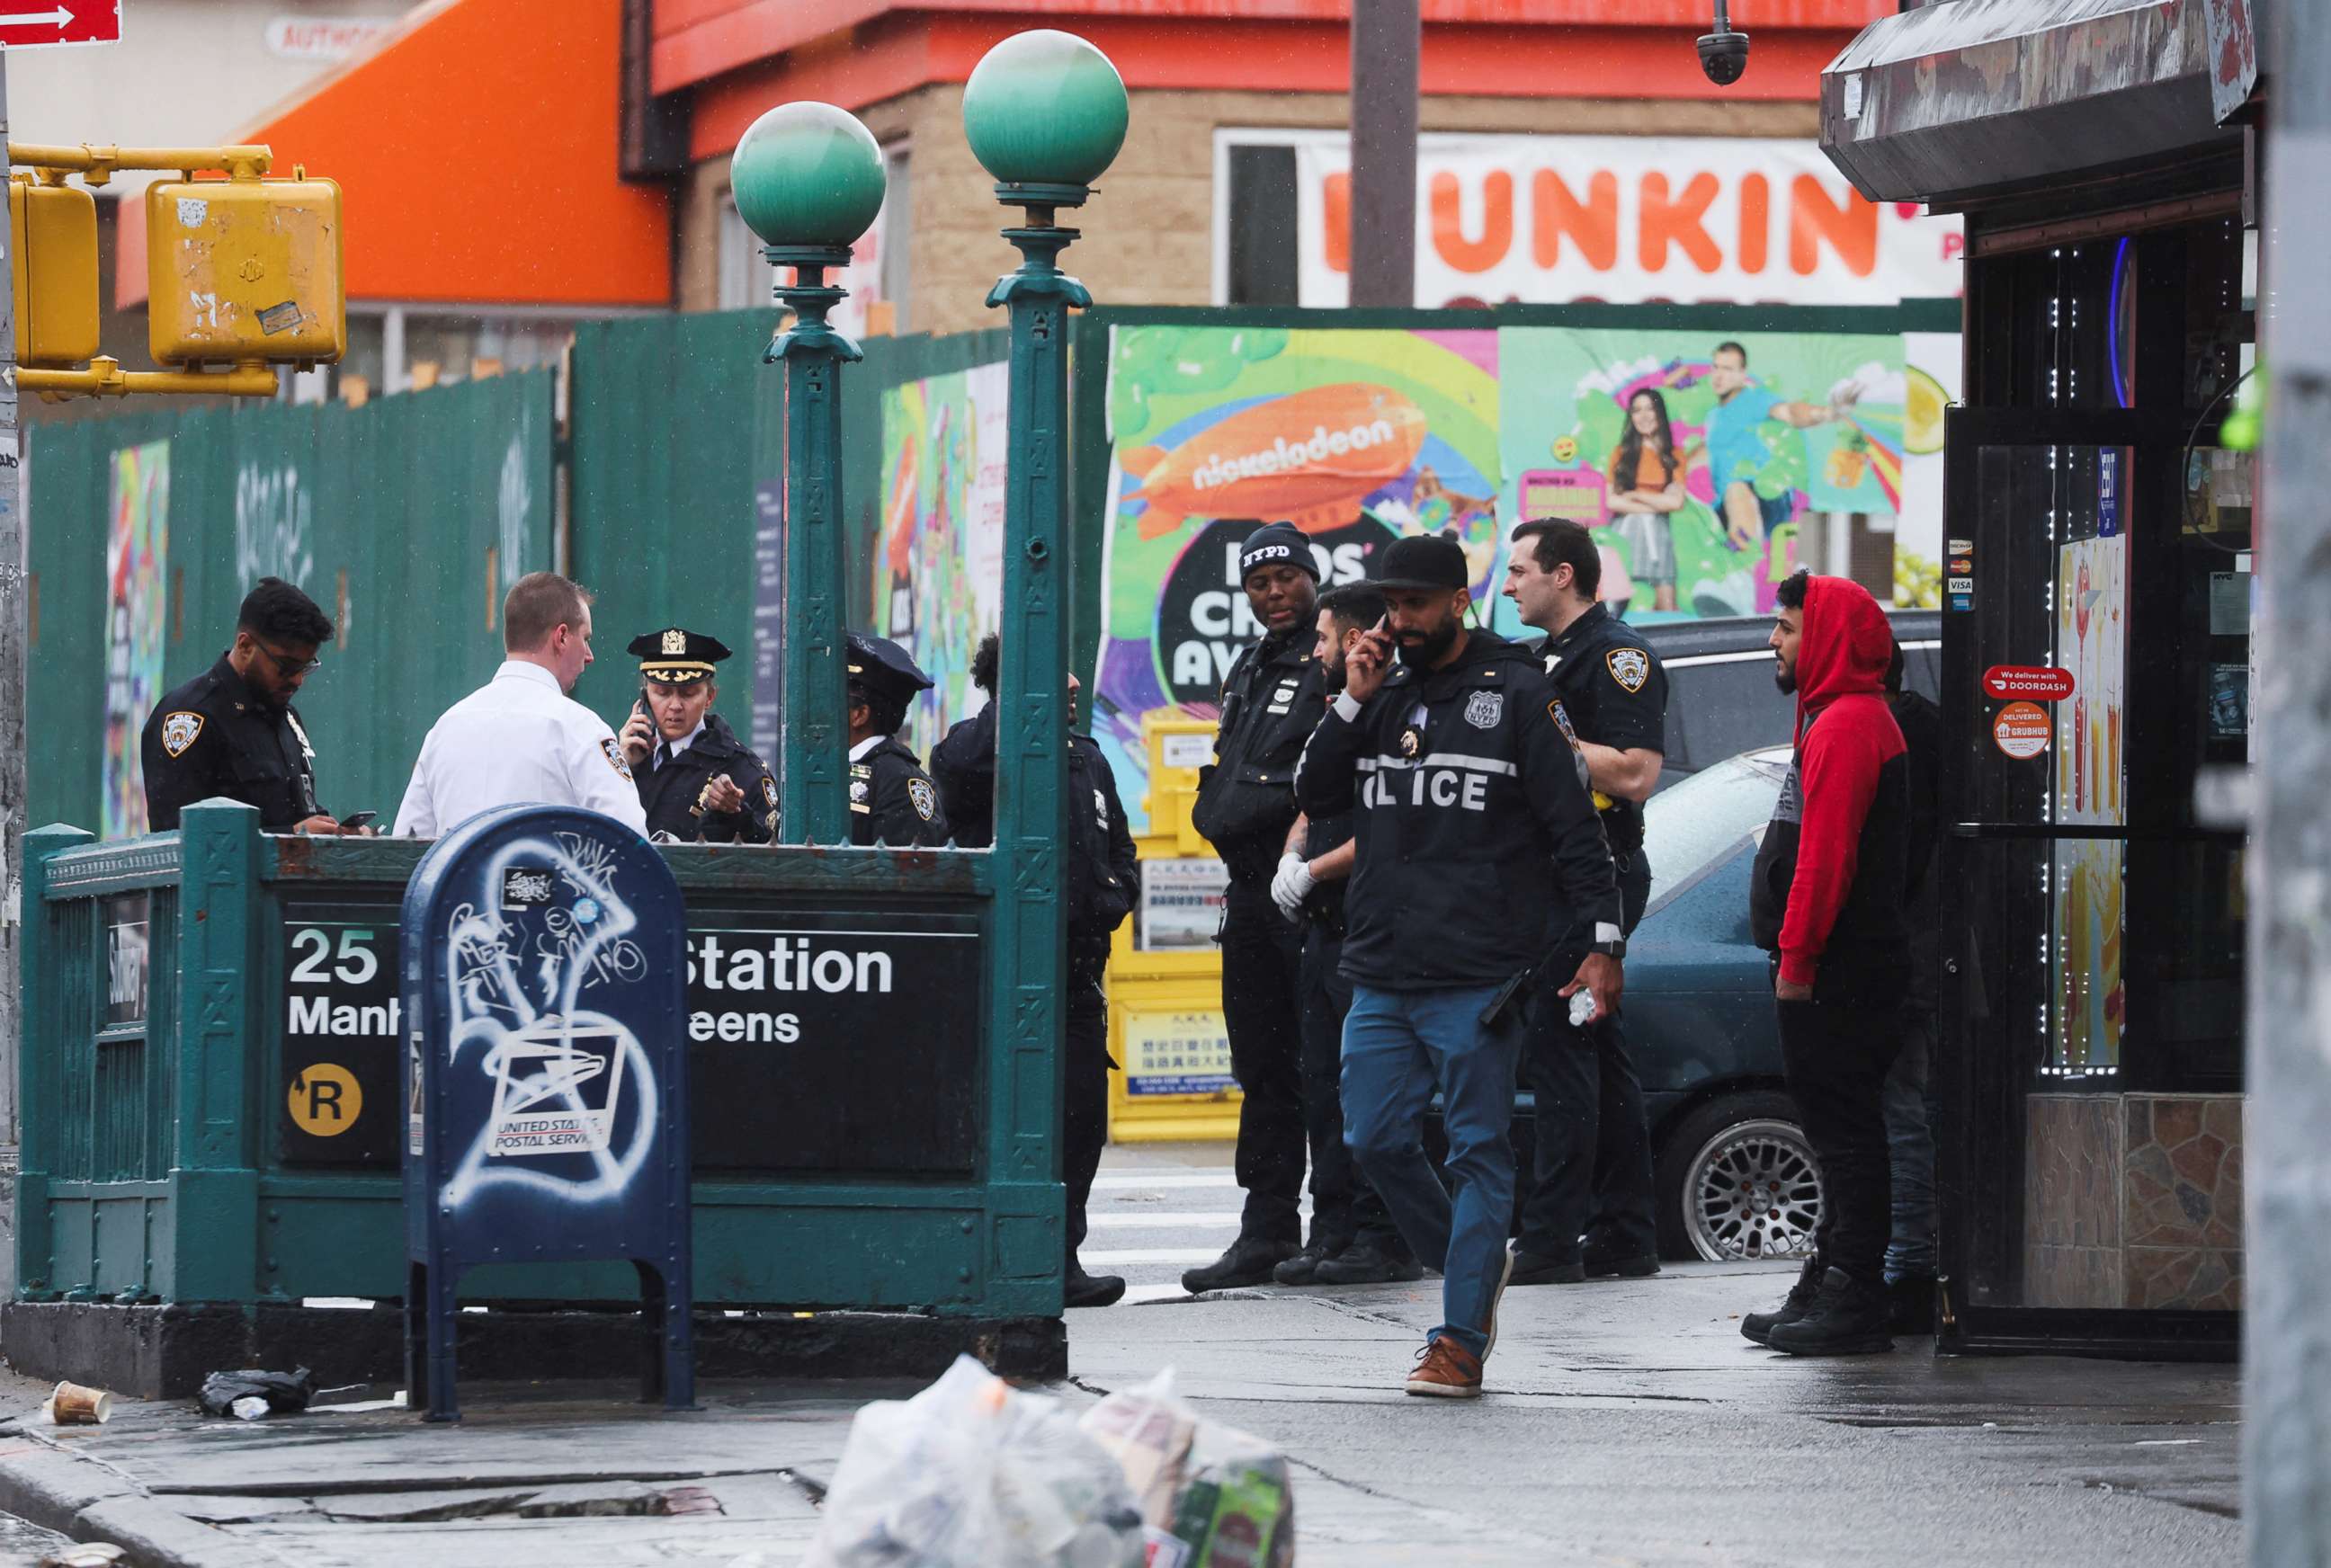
[160,712,204,758]
[1606,647,1650,693]
[601,736,633,779]
[908,778,937,822]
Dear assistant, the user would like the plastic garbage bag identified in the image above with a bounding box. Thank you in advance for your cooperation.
[196,1367,315,1419]
[805,1356,1146,1568]
[1079,1370,1294,1568]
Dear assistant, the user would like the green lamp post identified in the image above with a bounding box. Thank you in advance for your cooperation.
[962,31,1130,1251]
[730,102,888,844]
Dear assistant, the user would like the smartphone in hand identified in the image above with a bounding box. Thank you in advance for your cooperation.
[338,810,378,832]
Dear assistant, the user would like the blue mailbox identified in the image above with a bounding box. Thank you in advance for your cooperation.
[399,805,693,1421]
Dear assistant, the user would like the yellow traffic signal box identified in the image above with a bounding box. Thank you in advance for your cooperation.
[9,176,100,369]
[145,174,345,367]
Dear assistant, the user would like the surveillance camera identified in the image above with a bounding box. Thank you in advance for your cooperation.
[1697,29,1750,86]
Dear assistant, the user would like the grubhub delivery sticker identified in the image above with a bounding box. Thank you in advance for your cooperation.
[1992,702,2052,761]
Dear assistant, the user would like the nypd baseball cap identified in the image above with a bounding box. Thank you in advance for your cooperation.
[1238,521,1320,584]
[1371,532,1470,592]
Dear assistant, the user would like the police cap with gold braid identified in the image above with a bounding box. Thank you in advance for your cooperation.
[630,627,734,686]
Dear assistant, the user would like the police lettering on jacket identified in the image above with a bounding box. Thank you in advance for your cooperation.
[1294,630,1620,992]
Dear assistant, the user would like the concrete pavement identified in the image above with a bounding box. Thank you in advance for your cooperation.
[0,1154,2240,1568]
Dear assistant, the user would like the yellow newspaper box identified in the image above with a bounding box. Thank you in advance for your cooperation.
[146,174,345,367]
[1106,714,1237,1141]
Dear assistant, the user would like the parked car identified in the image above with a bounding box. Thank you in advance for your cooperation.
[1637,610,1939,790]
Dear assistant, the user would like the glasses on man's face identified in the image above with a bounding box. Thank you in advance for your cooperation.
[258,643,324,676]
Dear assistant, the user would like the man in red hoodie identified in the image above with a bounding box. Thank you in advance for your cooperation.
[1741,571,1911,1356]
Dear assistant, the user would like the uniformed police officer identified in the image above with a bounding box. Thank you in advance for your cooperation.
[1501,517,1669,1286]
[931,634,1140,1306]
[616,627,778,843]
[1269,582,1422,1287]
[393,572,648,836]
[1296,531,1624,1399]
[845,632,950,848]
[1183,521,1326,1293]
[142,576,351,835]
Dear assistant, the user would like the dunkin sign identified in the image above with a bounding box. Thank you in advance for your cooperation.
[1273,130,1964,309]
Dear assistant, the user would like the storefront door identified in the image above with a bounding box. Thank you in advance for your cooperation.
[1937,400,2247,1357]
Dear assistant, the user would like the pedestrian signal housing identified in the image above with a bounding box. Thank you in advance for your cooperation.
[145,172,345,368]
[8,176,100,369]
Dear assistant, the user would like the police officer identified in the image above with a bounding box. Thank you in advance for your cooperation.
[1501,518,1668,1285]
[932,634,1139,1306]
[1183,521,1326,1293]
[143,576,351,835]
[394,573,648,836]
[846,632,950,848]
[616,627,778,843]
[1296,532,1623,1398]
[1269,582,1421,1287]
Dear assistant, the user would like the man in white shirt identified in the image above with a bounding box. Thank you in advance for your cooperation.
[393,572,649,837]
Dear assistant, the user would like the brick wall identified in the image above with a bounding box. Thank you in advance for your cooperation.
[676,88,1823,334]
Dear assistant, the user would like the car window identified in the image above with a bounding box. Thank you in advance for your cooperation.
[1905,640,1942,701]
[1645,753,1788,907]
[1670,658,1793,777]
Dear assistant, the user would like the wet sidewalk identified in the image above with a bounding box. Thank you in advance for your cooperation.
[0,1260,2240,1568]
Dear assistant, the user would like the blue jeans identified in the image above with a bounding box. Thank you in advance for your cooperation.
[1881,1010,1938,1283]
[1342,983,1517,1360]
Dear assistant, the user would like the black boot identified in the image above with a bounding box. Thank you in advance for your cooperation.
[1765,1268,1896,1356]
[1181,1236,1299,1294]
[1315,1238,1426,1285]
[1888,1273,1938,1335]
[1741,1256,1825,1345]
[1272,1240,1335,1286]
[1066,1262,1126,1309]
[1582,1250,1661,1279]
[1506,1249,1586,1286]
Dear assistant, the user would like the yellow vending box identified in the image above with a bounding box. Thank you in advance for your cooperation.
[1104,714,1237,1141]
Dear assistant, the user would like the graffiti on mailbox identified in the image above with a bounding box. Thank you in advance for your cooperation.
[435,829,662,1207]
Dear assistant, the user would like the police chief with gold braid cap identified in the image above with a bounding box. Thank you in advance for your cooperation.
[618,626,779,843]
[845,632,950,848]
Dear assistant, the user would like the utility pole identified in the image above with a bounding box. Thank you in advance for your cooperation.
[0,47,24,1217]
[2248,0,2331,1558]
[1348,0,1417,307]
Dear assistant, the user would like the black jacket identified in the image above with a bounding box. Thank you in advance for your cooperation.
[850,735,951,848]
[1534,603,1668,863]
[931,704,1139,976]
[1294,630,1621,991]
[141,654,325,832]
[1192,626,1326,885]
[633,711,778,844]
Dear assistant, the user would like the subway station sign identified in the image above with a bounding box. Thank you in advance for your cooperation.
[278,898,982,1173]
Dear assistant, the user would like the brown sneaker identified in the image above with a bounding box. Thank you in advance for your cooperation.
[1404,1335,1484,1399]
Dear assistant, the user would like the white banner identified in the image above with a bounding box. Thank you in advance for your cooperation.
[1279,130,1963,309]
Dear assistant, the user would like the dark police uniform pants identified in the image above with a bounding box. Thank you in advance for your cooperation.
[1299,922,1404,1254]
[1518,858,1659,1263]
[1066,975,1112,1262]
[1220,880,1308,1244]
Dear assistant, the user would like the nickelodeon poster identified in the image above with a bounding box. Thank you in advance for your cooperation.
[102,441,171,842]
[875,361,1010,751]
[1489,327,1925,631]
[1098,325,1500,831]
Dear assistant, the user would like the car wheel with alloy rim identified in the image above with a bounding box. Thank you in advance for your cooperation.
[1653,1092,1824,1262]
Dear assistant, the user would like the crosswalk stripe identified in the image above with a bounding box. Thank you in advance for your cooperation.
[1079,1247,1225,1266]
[1121,1281,1191,1304]
[1088,1172,1239,1189]
[1084,1211,1243,1229]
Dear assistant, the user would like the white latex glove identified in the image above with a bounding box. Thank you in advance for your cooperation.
[1270,852,1316,922]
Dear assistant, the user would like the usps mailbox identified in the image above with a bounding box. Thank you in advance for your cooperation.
[399,805,693,1421]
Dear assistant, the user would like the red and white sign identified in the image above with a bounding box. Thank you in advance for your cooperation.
[1992,702,2052,761]
[1271,129,1965,309]
[1983,665,2076,702]
[0,0,119,49]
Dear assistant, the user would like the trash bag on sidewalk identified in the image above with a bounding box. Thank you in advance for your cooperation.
[805,1355,1146,1568]
[1078,1369,1295,1568]
[196,1367,316,1419]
